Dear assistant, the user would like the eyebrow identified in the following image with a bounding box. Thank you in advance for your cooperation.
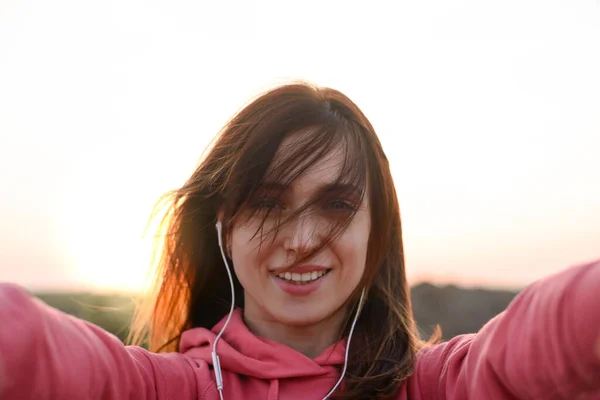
[257,182,361,197]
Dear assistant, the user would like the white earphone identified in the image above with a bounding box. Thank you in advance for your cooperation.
[213,219,365,400]
[212,220,235,400]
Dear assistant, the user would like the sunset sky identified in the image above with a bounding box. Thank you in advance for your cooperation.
[1,0,598,292]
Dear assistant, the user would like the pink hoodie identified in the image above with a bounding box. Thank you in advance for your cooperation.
[1,258,599,399]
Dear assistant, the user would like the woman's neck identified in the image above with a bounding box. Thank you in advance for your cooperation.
[242,305,347,359]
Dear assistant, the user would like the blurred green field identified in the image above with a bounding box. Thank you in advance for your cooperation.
[36,292,138,343]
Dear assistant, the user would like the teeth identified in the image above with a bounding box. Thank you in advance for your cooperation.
[275,269,329,284]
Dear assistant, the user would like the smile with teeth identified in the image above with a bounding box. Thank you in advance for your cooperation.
[274,269,331,284]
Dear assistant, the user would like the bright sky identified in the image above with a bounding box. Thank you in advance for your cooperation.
[0,0,598,292]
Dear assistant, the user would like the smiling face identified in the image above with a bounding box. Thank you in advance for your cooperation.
[229,134,371,328]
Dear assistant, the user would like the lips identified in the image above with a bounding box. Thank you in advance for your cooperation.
[269,265,330,274]
[274,269,331,284]
[269,265,332,295]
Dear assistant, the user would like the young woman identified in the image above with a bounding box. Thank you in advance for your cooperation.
[1,83,599,399]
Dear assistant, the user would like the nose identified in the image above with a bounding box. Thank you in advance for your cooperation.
[284,213,321,254]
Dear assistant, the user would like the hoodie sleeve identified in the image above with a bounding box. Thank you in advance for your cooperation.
[0,283,198,399]
[415,258,600,400]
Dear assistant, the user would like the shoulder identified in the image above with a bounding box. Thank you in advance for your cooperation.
[416,334,477,367]
[405,334,476,399]
[125,347,217,399]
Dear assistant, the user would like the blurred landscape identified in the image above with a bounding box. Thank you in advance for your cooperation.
[35,283,519,344]
[410,283,517,339]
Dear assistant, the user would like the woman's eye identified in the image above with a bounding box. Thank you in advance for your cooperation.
[255,199,282,210]
[328,199,355,211]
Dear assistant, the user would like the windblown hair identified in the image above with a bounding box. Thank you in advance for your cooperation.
[129,82,437,399]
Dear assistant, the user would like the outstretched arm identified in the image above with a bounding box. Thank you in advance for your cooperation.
[0,283,198,399]
[416,258,600,399]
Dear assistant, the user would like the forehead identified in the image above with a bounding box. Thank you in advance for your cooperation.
[265,131,348,190]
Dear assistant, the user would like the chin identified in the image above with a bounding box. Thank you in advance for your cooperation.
[268,301,340,327]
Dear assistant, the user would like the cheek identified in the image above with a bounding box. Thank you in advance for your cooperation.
[230,225,268,276]
[338,240,368,276]
[336,213,370,274]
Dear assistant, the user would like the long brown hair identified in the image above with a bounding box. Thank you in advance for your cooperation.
[129,81,436,399]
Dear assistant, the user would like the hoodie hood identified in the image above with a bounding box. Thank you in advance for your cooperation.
[179,309,346,381]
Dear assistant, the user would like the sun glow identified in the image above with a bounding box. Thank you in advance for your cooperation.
[59,184,158,292]
[57,140,200,292]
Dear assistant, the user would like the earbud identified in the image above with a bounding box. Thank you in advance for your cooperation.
[216,220,223,241]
